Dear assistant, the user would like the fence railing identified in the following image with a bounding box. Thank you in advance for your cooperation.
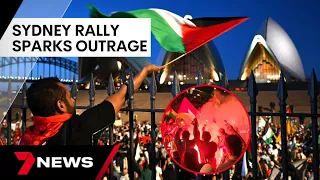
[2,69,320,180]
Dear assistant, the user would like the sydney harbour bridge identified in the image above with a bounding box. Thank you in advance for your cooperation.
[0,57,78,83]
[0,57,78,109]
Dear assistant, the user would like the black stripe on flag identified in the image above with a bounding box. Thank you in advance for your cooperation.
[191,17,248,27]
[0,0,23,40]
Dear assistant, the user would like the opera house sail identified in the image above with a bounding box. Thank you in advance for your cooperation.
[159,17,227,85]
[239,17,306,83]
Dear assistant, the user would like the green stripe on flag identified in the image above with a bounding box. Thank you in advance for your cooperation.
[89,5,186,53]
[247,151,252,159]
[262,127,274,145]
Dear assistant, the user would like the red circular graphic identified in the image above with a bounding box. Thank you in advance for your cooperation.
[160,84,251,175]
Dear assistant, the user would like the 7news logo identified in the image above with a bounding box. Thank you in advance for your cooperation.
[14,152,93,175]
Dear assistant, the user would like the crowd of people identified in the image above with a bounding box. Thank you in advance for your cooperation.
[95,104,319,180]
[0,113,22,145]
[0,104,319,180]
[250,105,319,180]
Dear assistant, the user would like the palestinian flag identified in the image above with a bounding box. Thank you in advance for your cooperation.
[89,5,248,53]
[241,152,248,177]
[262,118,269,135]
[286,105,292,119]
[247,139,252,159]
[165,109,177,119]
[135,143,141,161]
[262,126,275,144]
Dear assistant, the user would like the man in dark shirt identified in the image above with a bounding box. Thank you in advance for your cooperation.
[20,64,164,145]
[192,118,217,168]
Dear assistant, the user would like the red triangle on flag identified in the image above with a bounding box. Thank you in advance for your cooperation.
[182,17,248,53]
[178,97,198,116]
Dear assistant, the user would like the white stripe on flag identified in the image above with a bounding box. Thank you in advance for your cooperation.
[241,152,248,177]
[135,143,141,161]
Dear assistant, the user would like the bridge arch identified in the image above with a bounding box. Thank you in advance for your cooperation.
[0,57,78,80]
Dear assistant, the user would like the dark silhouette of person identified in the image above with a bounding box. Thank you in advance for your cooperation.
[198,131,218,169]
[192,118,218,170]
[162,155,176,180]
[174,120,198,158]
[216,121,245,170]
[173,151,181,163]
[183,149,204,172]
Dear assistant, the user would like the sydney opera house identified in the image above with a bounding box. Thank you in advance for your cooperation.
[78,17,307,91]
[239,17,306,83]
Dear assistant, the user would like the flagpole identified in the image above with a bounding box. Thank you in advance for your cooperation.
[164,53,188,66]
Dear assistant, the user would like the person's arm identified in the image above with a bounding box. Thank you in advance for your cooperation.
[174,128,183,145]
[73,65,163,142]
[193,118,200,140]
[107,64,164,114]
[162,160,167,171]
[159,168,163,179]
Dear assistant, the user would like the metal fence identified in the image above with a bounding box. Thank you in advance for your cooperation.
[3,69,320,180]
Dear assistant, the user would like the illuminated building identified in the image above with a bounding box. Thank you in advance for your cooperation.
[239,17,306,83]
[159,17,226,85]
[78,57,151,89]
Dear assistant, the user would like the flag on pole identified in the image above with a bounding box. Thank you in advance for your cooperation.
[178,97,198,117]
[262,126,274,144]
[89,6,248,54]
[241,152,248,177]
[135,143,141,161]
[247,139,252,159]
[262,118,269,135]
[276,133,281,144]
[258,116,266,129]
[165,108,177,119]
[287,119,292,135]
[286,105,293,135]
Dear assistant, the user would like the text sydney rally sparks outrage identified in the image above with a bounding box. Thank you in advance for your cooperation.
[11,24,148,52]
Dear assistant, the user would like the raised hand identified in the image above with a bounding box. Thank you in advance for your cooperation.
[143,64,165,75]
[212,118,216,124]
[192,118,198,127]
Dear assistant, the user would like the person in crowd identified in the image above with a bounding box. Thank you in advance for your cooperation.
[155,162,163,180]
[119,168,129,180]
[192,118,218,170]
[174,116,200,161]
[162,155,175,180]
[258,158,269,179]
[19,64,164,145]
[182,148,204,172]
[217,121,244,164]
[112,161,121,180]
[140,163,152,180]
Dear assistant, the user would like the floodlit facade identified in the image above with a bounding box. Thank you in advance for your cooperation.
[159,17,226,85]
[78,57,151,89]
[239,17,306,83]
